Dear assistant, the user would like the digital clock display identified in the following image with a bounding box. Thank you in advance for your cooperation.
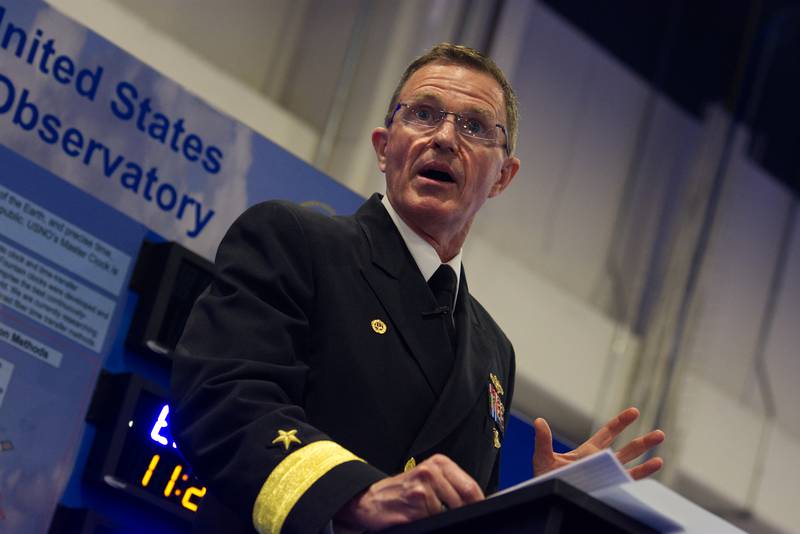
[85,372,207,522]
[112,389,206,513]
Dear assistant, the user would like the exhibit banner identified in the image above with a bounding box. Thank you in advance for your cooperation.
[0,1,363,532]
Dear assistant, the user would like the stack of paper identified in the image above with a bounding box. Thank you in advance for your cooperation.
[492,450,745,533]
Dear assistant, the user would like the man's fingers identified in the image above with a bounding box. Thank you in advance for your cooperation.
[335,455,484,532]
[589,407,640,448]
[407,462,455,515]
[413,455,483,511]
[533,418,554,459]
[532,418,558,476]
[627,457,664,480]
[438,457,484,505]
[615,429,665,464]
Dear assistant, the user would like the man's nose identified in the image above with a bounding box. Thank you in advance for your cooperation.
[430,114,459,152]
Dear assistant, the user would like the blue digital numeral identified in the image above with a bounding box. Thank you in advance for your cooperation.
[149,404,177,448]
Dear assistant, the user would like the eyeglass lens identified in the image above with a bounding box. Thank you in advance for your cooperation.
[400,104,500,142]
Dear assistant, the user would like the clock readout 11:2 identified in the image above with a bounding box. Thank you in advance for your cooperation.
[119,390,206,512]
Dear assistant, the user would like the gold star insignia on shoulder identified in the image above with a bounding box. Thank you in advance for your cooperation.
[371,319,387,334]
[272,429,301,451]
[490,373,504,396]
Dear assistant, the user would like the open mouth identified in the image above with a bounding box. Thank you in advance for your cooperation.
[419,168,454,183]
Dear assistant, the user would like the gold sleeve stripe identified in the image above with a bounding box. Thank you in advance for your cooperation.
[252,440,365,534]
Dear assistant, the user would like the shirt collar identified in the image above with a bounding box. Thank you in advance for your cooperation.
[381,195,462,293]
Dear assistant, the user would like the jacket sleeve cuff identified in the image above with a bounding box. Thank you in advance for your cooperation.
[252,440,385,534]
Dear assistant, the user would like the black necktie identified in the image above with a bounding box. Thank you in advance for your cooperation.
[428,264,457,351]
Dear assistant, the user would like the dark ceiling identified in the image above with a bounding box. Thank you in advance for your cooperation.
[541,0,800,195]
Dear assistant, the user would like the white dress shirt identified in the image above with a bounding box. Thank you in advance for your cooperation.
[381,195,462,304]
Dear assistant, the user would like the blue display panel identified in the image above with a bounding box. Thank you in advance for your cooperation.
[0,1,364,261]
[0,144,148,533]
[0,1,368,531]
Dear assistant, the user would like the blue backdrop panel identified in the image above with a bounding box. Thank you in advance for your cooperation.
[0,1,362,531]
[0,144,148,533]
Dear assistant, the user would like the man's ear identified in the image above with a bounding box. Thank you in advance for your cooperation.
[489,156,520,197]
[371,127,389,172]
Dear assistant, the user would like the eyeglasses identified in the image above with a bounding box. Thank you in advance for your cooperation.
[389,103,509,156]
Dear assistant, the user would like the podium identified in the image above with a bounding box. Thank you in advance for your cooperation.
[380,479,660,534]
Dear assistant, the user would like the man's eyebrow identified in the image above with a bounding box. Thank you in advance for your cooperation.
[407,92,497,120]
[461,106,495,120]
[407,91,442,105]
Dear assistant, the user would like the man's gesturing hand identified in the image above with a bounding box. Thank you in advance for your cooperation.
[334,454,484,532]
[533,407,665,480]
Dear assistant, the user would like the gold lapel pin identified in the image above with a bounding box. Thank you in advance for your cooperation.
[493,428,501,449]
[272,429,301,451]
[371,319,387,334]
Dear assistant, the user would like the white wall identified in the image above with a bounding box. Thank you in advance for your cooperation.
[487,4,800,531]
[46,0,320,161]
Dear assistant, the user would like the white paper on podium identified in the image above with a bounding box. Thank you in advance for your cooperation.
[492,449,632,497]
[491,449,681,532]
[592,480,748,534]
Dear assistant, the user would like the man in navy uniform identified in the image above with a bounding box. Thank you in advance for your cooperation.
[171,43,665,534]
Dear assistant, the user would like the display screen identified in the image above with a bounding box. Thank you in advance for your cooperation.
[156,258,213,352]
[112,389,206,513]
